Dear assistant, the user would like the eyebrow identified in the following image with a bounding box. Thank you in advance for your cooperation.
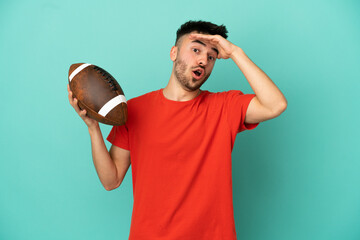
[191,40,219,55]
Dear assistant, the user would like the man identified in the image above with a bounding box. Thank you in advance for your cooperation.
[68,20,287,240]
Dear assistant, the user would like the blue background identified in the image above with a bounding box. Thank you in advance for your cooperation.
[0,0,359,239]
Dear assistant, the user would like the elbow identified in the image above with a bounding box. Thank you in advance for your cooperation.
[104,185,118,191]
[104,181,121,191]
[272,100,288,117]
[279,100,288,113]
[105,186,115,191]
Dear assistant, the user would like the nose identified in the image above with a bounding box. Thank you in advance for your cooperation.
[197,53,207,67]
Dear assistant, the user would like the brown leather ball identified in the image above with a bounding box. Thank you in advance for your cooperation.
[68,63,127,126]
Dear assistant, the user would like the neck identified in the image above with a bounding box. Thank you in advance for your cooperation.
[163,72,201,101]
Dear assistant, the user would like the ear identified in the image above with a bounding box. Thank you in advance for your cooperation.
[170,46,177,61]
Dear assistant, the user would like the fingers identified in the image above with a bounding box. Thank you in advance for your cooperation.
[67,84,74,104]
[67,84,76,107]
[67,84,82,114]
[78,107,87,118]
[67,84,99,128]
[71,96,88,119]
[189,33,219,43]
[189,33,213,39]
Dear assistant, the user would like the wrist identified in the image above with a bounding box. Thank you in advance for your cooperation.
[88,123,100,135]
[230,46,244,59]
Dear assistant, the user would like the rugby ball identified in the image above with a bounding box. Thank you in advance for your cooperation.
[68,63,127,126]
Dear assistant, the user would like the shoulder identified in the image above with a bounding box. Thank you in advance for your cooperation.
[127,89,161,105]
[202,89,245,102]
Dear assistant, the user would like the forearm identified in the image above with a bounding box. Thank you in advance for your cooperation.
[88,126,119,190]
[230,46,287,112]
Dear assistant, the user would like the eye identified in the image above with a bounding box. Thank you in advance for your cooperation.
[208,55,215,61]
[192,48,199,53]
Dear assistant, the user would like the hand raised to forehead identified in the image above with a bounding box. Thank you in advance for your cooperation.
[188,33,237,59]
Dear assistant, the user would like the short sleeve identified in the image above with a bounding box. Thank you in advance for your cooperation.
[106,124,130,150]
[224,90,260,133]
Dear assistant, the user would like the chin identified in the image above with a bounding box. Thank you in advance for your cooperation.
[184,81,203,92]
[183,85,198,92]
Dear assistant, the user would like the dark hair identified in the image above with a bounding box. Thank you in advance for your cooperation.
[175,20,228,45]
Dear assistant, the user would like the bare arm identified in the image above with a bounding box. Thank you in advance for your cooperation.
[229,47,287,123]
[188,34,288,123]
[68,84,130,191]
[89,126,131,191]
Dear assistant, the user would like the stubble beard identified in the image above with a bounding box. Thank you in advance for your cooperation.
[174,58,210,92]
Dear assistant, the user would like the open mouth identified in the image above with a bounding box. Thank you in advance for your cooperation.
[192,68,205,80]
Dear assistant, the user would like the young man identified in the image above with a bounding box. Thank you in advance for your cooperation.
[68,20,287,239]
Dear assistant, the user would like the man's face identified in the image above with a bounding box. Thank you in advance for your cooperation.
[172,32,218,92]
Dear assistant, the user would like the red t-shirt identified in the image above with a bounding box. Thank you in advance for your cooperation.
[107,88,259,240]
